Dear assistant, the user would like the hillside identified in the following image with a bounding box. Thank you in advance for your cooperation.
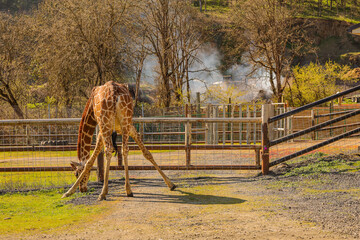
[3,0,360,69]
[198,1,360,71]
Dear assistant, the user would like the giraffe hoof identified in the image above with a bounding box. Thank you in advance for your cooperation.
[170,184,177,191]
[127,192,134,197]
[61,192,71,198]
[98,195,106,201]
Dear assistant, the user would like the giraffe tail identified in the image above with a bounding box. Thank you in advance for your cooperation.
[112,131,118,156]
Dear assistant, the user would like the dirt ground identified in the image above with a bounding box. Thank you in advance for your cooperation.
[2,153,360,240]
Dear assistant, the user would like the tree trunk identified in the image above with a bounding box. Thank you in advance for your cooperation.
[0,83,25,119]
[186,68,191,104]
[11,103,24,119]
[134,56,145,107]
[65,99,73,118]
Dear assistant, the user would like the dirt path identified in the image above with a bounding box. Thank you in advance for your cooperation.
[5,168,358,240]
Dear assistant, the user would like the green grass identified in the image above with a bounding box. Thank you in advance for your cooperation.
[298,0,360,23]
[0,150,78,160]
[284,155,360,177]
[299,12,360,24]
[266,152,360,191]
[0,171,98,191]
[0,149,176,161]
[197,0,360,23]
[340,52,360,60]
[0,189,108,235]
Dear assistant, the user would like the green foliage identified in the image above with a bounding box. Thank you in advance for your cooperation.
[284,61,354,107]
[205,84,245,104]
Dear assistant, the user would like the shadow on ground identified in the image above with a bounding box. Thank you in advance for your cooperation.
[65,176,249,206]
[128,189,246,205]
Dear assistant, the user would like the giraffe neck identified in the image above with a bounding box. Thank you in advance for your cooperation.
[77,96,97,163]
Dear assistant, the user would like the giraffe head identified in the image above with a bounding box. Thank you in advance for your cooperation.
[70,161,89,192]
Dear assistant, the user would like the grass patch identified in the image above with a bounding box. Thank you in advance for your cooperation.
[284,155,360,177]
[341,52,360,58]
[299,14,360,24]
[0,188,108,235]
[302,188,360,196]
[0,171,98,191]
[267,176,332,191]
[0,149,176,161]
[0,150,78,160]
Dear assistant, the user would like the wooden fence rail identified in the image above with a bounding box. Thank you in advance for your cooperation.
[2,87,360,178]
[0,116,262,177]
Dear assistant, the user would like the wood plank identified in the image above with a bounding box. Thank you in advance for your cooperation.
[0,165,261,172]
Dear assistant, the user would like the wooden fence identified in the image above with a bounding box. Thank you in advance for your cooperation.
[0,116,263,179]
[2,84,360,180]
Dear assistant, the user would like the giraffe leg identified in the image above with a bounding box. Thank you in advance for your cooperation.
[97,123,119,200]
[62,134,104,198]
[129,125,176,190]
[98,146,112,201]
[122,130,133,197]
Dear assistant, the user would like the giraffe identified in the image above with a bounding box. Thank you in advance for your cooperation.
[62,81,176,200]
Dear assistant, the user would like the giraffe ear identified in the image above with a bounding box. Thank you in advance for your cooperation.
[70,161,81,170]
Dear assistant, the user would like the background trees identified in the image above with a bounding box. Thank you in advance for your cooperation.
[284,61,355,106]
[0,0,359,118]
[34,0,139,116]
[0,13,35,118]
[233,0,313,103]
[141,0,203,107]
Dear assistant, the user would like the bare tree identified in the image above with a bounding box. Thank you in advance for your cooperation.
[233,0,312,102]
[0,13,35,119]
[141,0,203,107]
[169,1,203,103]
[35,0,137,115]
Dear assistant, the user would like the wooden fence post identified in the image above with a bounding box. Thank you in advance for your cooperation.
[117,146,123,166]
[246,105,250,144]
[223,104,226,145]
[261,104,272,175]
[185,104,191,166]
[97,151,105,182]
[205,104,210,144]
[311,109,315,140]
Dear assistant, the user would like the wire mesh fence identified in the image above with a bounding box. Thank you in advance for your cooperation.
[2,95,360,192]
[0,104,263,191]
[269,101,360,167]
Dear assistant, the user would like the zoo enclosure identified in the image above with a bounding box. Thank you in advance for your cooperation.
[2,85,360,190]
[0,104,266,189]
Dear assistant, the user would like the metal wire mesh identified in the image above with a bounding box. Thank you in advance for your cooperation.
[0,103,262,191]
[269,103,360,166]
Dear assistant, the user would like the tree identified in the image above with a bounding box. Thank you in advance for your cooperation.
[0,12,35,118]
[169,1,203,104]
[141,0,203,107]
[284,61,354,107]
[233,0,313,102]
[35,0,138,115]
